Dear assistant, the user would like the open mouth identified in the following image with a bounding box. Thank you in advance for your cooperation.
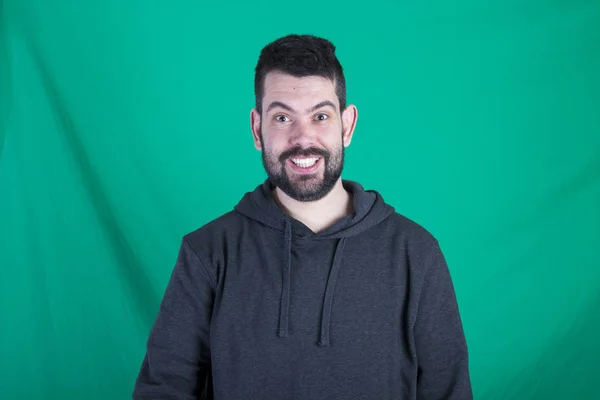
[287,156,322,173]
[291,157,319,168]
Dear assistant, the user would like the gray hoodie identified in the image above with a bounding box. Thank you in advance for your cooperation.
[133,178,472,399]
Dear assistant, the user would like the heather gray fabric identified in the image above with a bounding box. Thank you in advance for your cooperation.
[133,178,472,399]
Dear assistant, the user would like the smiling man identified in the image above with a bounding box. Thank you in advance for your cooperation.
[133,34,473,400]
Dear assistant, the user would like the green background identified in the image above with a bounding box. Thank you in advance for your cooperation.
[1,1,599,399]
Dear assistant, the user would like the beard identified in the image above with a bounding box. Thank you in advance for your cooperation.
[260,130,345,202]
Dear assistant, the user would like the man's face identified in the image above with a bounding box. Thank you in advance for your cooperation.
[251,71,353,202]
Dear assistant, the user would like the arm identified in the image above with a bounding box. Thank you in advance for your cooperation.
[414,240,473,400]
[133,238,215,399]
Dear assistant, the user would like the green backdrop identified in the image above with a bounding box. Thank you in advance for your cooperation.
[1,1,599,399]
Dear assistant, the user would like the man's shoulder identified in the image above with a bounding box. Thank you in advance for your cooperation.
[384,210,439,246]
[183,210,243,244]
[384,212,449,277]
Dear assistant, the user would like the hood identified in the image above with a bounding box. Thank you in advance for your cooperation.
[234,178,395,346]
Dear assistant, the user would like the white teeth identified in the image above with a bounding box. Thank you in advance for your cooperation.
[291,157,319,167]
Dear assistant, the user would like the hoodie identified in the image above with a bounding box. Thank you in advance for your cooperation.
[133,178,472,400]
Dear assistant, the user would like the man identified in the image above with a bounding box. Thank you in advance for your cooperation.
[133,34,472,399]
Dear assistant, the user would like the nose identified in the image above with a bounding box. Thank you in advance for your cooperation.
[290,122,318,147]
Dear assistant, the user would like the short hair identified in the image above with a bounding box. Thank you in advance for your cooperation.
[254,34,346,114]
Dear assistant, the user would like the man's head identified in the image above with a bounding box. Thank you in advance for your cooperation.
[250,34,358,202]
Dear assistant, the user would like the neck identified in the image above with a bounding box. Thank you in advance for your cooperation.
[273,179,353,234]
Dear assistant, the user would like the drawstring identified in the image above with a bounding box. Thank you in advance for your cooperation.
[277,220,292,338]
[277,219,347,347]
[318,237,346,347]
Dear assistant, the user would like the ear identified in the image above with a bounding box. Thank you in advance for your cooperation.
[341,104,358,147]
[250,108,262,151]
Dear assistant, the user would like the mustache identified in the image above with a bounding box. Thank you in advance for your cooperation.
[279,147,330,163]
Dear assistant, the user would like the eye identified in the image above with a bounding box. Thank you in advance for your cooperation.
[275,115,290,122]
[315,113,328,121]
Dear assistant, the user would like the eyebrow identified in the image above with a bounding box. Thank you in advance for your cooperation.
[265,100,336,114]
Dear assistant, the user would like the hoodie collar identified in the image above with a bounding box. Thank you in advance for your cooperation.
[234,178,394,346]
[235,177,390,239]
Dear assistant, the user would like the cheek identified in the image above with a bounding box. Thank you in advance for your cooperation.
[321,124,344,144]
[261,134,285,155]
[263,126,290,144]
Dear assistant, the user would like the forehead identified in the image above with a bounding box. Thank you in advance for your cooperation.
[262,71,336,105]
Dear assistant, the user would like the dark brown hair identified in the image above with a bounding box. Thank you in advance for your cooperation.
[254,34,346,114]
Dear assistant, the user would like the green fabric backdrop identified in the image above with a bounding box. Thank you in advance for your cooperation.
[1,1,599,399]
